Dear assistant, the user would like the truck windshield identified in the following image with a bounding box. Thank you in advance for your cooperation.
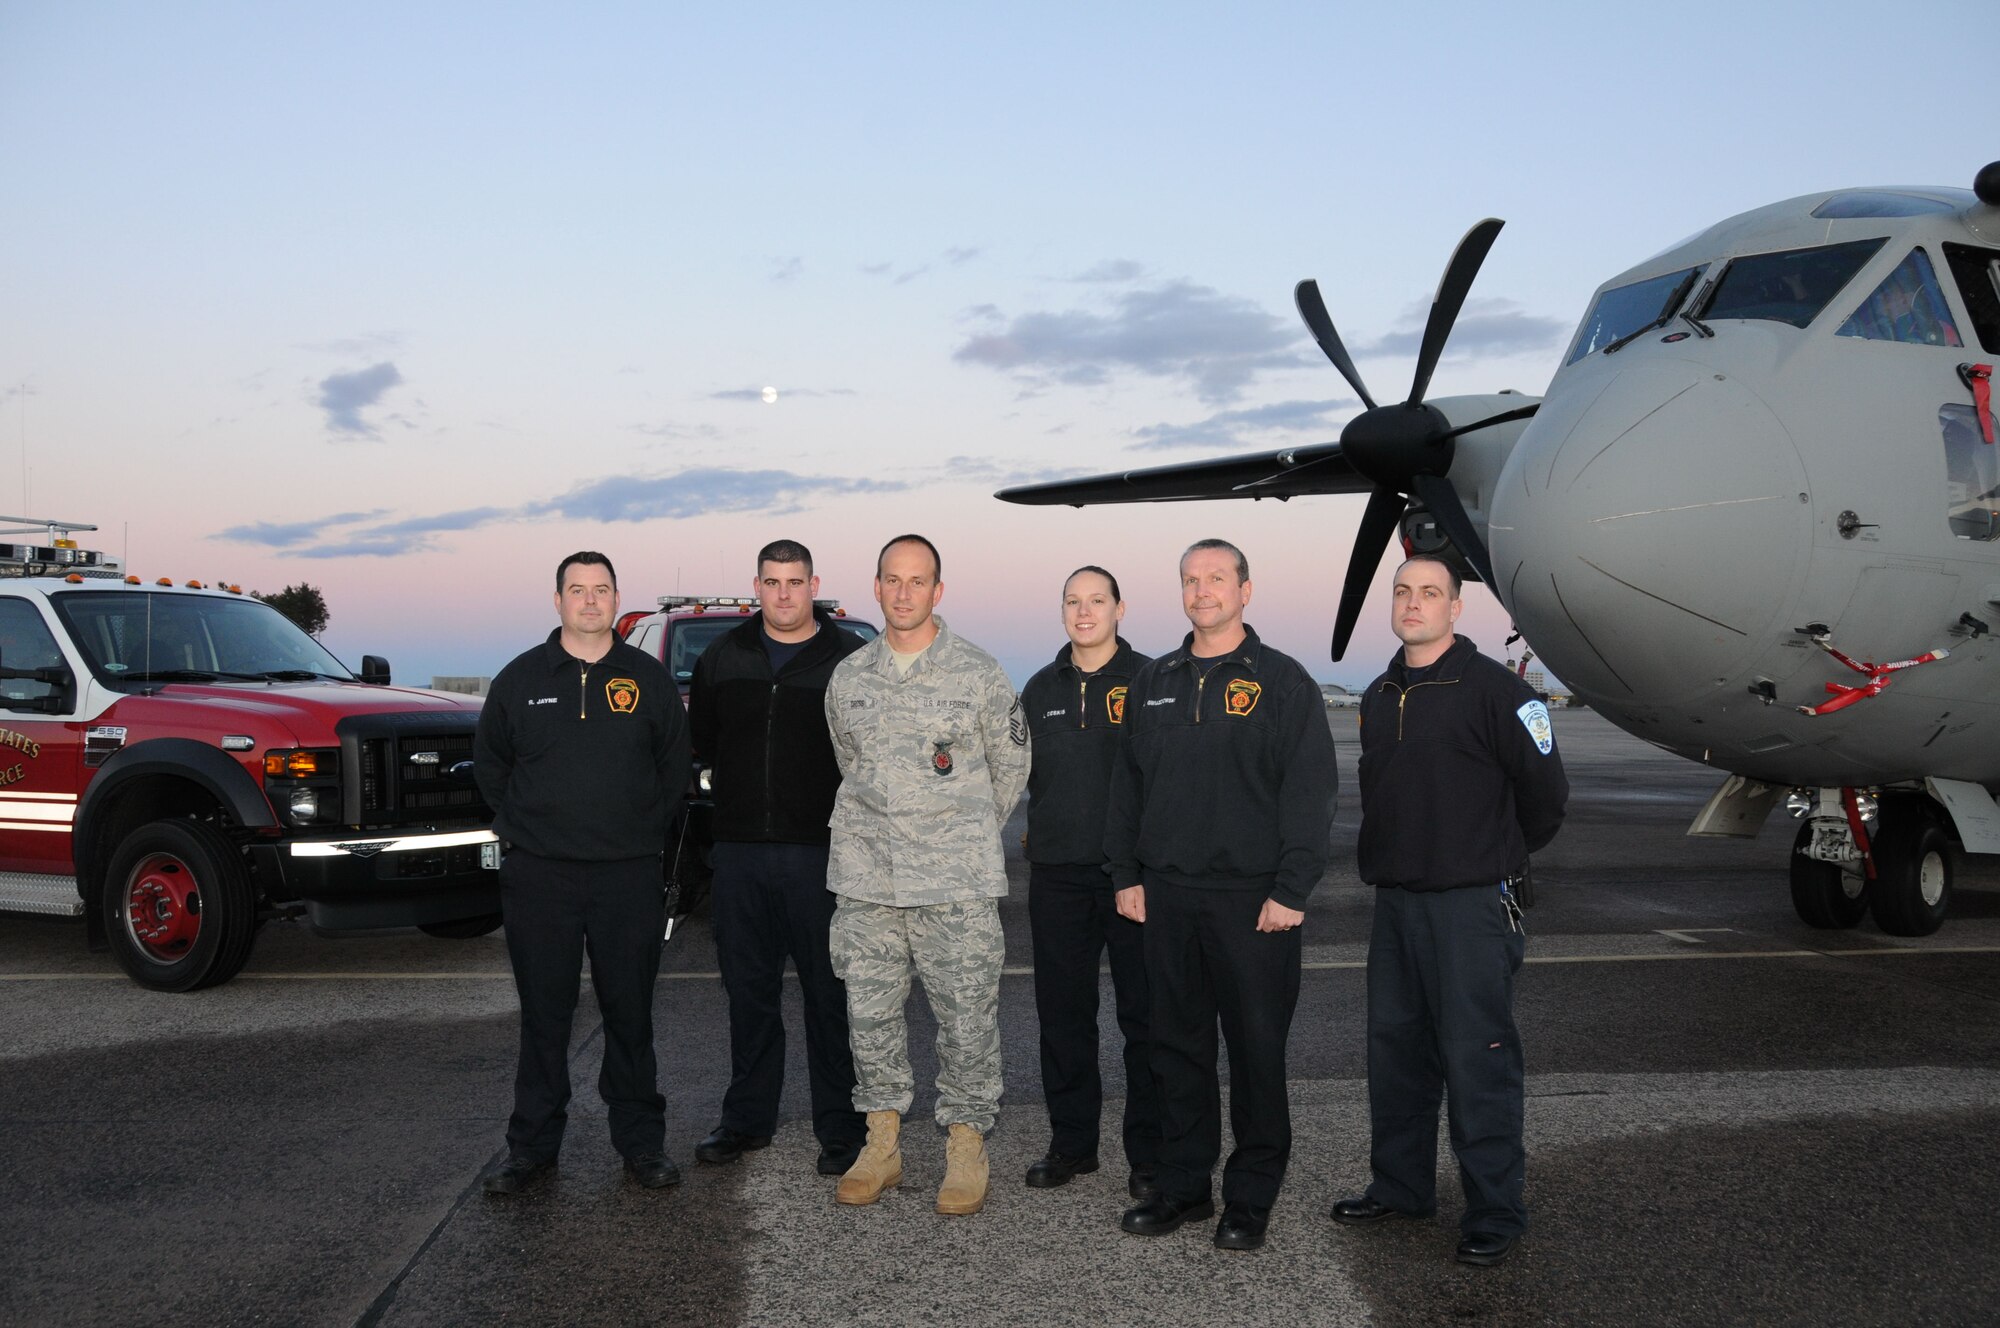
[52,592,356,682]
[669,617,879,682]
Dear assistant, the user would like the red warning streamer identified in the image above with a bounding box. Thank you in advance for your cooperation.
[1840,786,1877,882]
[1962,362,1994,445]
[1795,632,1950,717]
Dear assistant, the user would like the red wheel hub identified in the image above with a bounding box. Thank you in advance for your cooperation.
[125,853,203,961]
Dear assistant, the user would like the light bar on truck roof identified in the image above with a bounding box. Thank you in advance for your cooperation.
[656,595,845,610]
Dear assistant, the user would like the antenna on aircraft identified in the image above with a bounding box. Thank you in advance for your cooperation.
[1294,220,1540,661]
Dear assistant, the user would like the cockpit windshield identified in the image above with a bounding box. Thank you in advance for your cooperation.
[1698,239,1886,328]
[1564,265,1705,365]
[1837,248,1962,347]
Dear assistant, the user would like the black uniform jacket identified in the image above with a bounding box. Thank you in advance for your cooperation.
[687,607,866,846]
[1104,625,1339,912]
[474,629,690,862]
[1356,635,1568,891]
[1021,636,1149,867]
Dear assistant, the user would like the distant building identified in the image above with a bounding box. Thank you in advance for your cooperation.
[430,676,491,697]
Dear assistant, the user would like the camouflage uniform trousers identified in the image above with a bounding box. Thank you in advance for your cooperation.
[828,895,1006,1133]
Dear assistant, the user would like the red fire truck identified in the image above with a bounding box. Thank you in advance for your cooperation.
[0,518,499,991]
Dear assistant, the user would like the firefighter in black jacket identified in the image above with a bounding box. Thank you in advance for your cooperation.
[1019,566,1161,1198]
[686,540,869,1176]
[1331,555,1568,1268]
[473,551,690,1195]
[1108,540,1339,1252]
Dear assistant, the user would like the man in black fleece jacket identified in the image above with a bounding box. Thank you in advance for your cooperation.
[473,551,690,1196]
[1019,566,1160,1199]
[1331,555,1567,1269]
[1108,540,1338,1252]
[687,540,868,1176]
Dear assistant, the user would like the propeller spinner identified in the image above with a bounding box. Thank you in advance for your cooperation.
[1297,218,1537,660]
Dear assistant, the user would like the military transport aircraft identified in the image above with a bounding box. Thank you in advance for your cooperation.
[998,162,2000,939]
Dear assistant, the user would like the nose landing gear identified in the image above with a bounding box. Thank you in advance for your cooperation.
[1789,787,1953,936]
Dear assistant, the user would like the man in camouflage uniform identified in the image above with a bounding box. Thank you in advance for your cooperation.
[823,533,1030,1216]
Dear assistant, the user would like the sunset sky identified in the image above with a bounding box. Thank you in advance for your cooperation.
[2,2,1985,685]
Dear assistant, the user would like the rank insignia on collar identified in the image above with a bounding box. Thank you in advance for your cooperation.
[1106,685,1128,724]
[606,678,640,714]
[1223,679,1262,716]
[931,740,954,776]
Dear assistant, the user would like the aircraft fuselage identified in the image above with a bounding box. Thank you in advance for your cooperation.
[1492,187,2000,793]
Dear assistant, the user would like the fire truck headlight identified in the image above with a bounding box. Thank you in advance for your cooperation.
[288,788,321,824]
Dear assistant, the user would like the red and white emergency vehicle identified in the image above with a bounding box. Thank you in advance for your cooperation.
[0,518,499,992]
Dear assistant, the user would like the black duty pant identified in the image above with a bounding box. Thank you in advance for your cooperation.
[1028,862,1160,1167]
[1143,878,1301,1209]
[500,850,667,1163]
[1364,883,1527,1236]
[711,841,864,1149]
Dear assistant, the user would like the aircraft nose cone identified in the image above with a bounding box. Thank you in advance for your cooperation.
[1490,359,1811,706]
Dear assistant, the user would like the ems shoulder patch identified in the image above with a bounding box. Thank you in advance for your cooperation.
[1517,699,1554,755]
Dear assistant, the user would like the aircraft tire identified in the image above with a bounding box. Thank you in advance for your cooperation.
[1787,823,1867,929]
[1866,809,1953,937]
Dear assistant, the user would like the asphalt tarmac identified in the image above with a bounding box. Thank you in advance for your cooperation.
[4,710,1998,1327]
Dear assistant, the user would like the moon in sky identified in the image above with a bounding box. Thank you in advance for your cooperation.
[761,385,778,404]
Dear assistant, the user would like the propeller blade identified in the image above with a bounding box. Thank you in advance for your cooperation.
[1411,472,1495,590]
[1295,279,1377,411]
[1436,401,1539,443]
[1332,488,1407,662]
[1406,218,1505,406]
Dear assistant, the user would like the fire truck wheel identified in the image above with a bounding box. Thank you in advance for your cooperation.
[419,913,503,939]
[102,819,259,992]
[1787,822,1867,929]
[1866,808,1953,938]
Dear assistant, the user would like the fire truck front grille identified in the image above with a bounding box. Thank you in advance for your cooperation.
[343,717,487,827]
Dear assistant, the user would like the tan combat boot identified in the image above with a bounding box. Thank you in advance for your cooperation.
[935,1123,989,1215]
[835,1110,903,1205]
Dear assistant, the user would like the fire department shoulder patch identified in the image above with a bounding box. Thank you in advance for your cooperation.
[1106,686,1128,724]
[1517,699,1554,755]
[1223,679,1262,716]
[606,678,640,714]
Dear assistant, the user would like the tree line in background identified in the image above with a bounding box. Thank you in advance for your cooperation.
[253,583,328,637]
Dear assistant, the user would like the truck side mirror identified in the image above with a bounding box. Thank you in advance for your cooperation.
[361,655,391,685]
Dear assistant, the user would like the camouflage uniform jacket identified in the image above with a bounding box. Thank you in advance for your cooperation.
[824,616,1030,906]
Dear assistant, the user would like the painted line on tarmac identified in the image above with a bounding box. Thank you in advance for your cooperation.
[6,945,2000,982]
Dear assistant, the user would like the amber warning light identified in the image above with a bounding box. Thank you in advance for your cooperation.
[264,751,326,778]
